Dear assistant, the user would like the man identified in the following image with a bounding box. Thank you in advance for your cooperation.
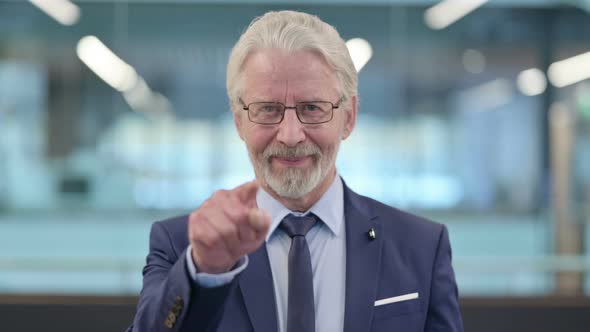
[128,10,463,332]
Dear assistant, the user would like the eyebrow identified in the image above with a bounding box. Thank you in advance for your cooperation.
[254,97,331,102]
[243,95,336,104]
[247,96,282,103]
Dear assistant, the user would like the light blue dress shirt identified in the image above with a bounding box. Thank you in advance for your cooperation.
[186,176,347,332]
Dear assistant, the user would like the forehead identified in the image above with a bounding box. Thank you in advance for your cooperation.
[240,49,340,100]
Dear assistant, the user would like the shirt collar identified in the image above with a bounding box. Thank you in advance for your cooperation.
[256,175,344,242]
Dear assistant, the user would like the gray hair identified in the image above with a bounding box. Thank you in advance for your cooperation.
[226,10,357,111]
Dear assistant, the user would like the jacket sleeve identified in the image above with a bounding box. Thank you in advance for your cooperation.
[127,221,235,332]
[424,225,464,332]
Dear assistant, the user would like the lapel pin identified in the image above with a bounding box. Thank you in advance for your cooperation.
[368,228,376,240]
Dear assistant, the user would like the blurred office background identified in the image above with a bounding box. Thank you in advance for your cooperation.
[1,0,590,331]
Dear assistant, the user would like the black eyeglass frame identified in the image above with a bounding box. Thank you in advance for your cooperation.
[240,97,344,125]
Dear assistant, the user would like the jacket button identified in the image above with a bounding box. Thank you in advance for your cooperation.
[168,312,177,324]
[164,318,173,329]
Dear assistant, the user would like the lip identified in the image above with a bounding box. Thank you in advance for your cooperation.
[272,156,312,167]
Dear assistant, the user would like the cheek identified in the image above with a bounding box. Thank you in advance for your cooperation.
[244,127,276,152]
[306,126,342,149]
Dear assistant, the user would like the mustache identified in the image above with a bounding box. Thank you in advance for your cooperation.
[262,143,322,159]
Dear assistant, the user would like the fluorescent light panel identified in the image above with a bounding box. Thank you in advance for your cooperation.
[548,51,590,88]
[346,38,373,72]
[76,35,138,92]
[424,0,488,30]
[76,36,170,113]
[122,78,172,113]
[123,77,152,110]
[29,0,80,26]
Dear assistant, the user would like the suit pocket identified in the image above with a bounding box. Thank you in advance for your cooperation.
[372,296,424,319]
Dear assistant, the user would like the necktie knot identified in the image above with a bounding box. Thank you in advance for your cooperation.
[280,214,317,238]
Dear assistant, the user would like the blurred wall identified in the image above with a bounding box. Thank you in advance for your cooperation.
[1,0,590,315]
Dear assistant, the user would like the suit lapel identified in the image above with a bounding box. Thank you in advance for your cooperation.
[239,244,278,332]
[343,185,382,332]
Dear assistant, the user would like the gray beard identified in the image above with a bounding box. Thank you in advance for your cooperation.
[263,159,323,199]
[249,142,336,199]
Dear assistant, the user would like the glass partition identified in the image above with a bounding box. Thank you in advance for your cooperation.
[0,1,588,296]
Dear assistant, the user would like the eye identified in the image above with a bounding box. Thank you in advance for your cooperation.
[265,105,280,112]
[255,103,281,113]
[301,103,321,112]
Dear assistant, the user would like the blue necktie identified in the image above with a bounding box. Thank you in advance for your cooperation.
[280,213,317,332]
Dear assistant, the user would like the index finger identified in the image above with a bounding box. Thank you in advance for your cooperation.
[248,208,272,235]
[233,180,259,207]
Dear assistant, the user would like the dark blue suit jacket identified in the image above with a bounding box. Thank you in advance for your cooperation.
[128,183,464,332]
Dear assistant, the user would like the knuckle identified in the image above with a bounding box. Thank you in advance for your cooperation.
[188,210,200,222]
[189,211,207,229]
[211,189,228,201]
[190,223,203,240]
[200,231,218,248]
[219,223,238,239]
[190,205,205,220]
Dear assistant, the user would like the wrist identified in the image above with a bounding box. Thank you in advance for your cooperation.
[191,249,234,274]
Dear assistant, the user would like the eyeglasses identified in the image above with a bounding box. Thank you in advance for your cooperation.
[241,98,342,125]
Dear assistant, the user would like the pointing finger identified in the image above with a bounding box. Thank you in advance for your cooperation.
[248,208,271,235]
[234,181,259,207]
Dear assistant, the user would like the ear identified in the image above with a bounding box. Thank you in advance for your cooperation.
[233,108,245,141]
[341,95,357,140]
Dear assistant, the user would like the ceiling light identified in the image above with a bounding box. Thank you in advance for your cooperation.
[29,0,80,26]
[76,35,138,92]
[346,38,373,73]
[548,51,590,88]
[424,0,488,30]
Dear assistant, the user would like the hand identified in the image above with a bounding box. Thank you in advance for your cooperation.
[188,181,271,274]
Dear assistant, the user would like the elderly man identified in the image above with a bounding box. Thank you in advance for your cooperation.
[128,10,463,332]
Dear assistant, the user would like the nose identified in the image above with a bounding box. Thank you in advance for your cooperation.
[276,108,306,147]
